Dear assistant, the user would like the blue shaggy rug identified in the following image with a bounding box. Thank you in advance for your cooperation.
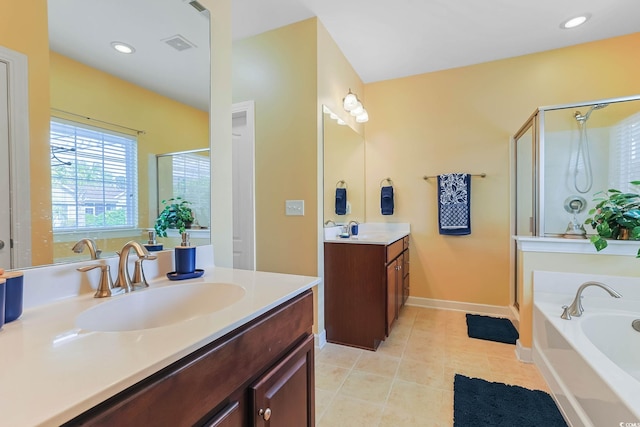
[454,375,567,427]
[466,314,519,345]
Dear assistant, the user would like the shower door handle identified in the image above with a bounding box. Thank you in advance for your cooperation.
[0,240,4,250]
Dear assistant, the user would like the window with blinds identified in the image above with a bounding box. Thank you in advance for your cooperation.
[171,152,210,227]
[50,119,138,231]
[609,111,640,192]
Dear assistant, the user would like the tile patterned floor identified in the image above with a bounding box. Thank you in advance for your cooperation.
[315,306,549,427]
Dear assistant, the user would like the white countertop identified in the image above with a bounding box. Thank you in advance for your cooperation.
[0,265,320,426]
[324,222,410,245]
[324,231,408,245]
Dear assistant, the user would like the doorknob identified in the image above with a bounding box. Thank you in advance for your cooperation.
[0,240,4,250]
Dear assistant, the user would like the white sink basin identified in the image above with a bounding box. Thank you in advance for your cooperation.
[76,282,245,332]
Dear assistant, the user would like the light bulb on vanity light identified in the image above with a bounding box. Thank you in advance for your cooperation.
[356,110,369,123]
[343,90,358,111]
[350,103,364,116]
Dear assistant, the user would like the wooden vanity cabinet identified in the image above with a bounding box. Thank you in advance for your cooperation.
[63,290,314,427]
[325,236,409,350]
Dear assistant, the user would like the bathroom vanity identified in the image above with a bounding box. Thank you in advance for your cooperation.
[0,247,320,426]
[324,225,410,350]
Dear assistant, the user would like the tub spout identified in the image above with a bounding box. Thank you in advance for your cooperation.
[561,281,622,320]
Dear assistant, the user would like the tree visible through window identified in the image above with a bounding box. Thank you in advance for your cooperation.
[50,119,138,231]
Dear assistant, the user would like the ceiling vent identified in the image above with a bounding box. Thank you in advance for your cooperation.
[163,34,196,51]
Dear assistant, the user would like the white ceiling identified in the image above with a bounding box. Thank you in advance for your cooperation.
[48,0,640,111]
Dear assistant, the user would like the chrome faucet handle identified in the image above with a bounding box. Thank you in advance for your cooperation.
[77,264,124,298]
[560,305,571,320]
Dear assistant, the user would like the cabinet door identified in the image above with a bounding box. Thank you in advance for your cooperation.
[386,260,398,334]
[402,249,410,306]
[251,335,315,427]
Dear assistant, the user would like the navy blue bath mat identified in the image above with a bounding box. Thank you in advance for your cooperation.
[454,375,567,427]
[466,314,518,345]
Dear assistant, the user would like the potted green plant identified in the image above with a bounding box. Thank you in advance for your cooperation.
[154,197,194,237]
[584,181,640,257]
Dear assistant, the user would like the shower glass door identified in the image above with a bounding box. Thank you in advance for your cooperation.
[513,114,537,310]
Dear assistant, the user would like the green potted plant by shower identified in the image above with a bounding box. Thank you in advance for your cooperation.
[584,181,640,257]
[154,197,194,237]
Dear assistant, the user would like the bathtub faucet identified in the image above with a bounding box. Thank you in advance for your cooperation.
[561,281,622,320]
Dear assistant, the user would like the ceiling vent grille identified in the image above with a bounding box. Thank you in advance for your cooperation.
[163,34,196,51]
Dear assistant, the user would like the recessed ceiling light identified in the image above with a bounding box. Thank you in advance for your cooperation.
[560,14,591,29]
[111,41,135,54]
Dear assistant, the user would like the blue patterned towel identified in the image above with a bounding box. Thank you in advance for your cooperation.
[335,187,347,215]
[381,186,394,215]
[438,173,470,235]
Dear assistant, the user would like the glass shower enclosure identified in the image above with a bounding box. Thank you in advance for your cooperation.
[512,94,640,307]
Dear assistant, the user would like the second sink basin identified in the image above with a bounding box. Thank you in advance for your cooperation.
[76,282,245,332]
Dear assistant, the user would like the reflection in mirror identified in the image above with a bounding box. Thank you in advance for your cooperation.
[323,106,365,225]
[5,0,211,268]
[542,98,640,235]
[156,149,211,248]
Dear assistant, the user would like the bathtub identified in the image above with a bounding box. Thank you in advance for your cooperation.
[533,271,640,427]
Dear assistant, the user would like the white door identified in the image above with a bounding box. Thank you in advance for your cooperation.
[232,102,255,270]
[0,61,11,267]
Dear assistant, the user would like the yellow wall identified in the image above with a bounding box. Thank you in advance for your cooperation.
[364,33,640,311]
[232,19,319,277]
[0,0,53,265]
[317,22,365,133]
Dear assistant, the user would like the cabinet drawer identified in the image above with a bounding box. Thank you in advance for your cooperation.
[403,236,409,250]
[386,239,404,263]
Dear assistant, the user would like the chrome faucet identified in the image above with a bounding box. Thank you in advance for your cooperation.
[561,281,622,319]
[324,219,337,227]
[115,241,156,292]
[72,238,101,260]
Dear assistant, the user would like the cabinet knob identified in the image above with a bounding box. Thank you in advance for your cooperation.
[259,408,272,421]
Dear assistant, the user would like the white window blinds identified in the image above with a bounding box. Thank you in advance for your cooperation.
[50,119,138,230]
[171,152,210,227]
[609,111,640,192]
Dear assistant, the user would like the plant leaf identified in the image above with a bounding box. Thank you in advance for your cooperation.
[589,235,608,252]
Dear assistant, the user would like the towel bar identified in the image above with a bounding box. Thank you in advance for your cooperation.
[423,173,486,181]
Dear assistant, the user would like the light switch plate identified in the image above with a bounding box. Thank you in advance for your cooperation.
[285,200,304,216]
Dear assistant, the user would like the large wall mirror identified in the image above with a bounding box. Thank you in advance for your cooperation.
[322,106,365,225]
[7,0,211,268]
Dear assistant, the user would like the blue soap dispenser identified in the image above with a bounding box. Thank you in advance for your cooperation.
[175,232,196,275]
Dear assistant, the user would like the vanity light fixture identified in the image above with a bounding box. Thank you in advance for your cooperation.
[560,14,591,29]
[342,89,369,123]
[111,41,136,54]
[355,111,369,123]
[343,89,359,111]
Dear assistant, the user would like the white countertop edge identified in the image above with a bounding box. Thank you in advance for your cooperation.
[1,266,320,426]
[324,231,409,245]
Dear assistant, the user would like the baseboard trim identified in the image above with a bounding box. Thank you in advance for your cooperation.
[406,296,514,319]
[314,329,327,349]
[516,339,533,363]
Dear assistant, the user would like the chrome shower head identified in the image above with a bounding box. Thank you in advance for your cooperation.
[575,103,609,123]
